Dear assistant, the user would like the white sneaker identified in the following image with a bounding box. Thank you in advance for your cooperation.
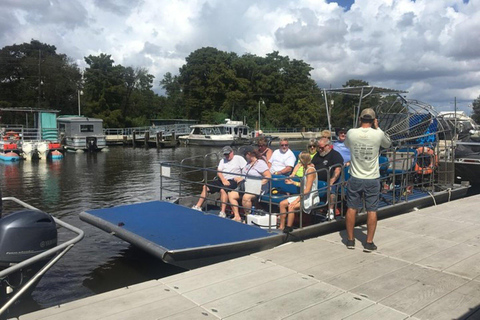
[328,209,335,221]
[218,211,226,218]
[192,205,202,211]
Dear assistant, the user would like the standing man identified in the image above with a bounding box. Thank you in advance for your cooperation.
[192,146,246,217]
[311,137,344,220]
[269,138,296,175]
[344,108,391,252]
[333,128,351,166]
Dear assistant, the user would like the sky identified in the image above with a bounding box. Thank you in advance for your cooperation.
[1,0,479,113]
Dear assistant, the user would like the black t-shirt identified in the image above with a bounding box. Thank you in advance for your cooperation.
[311,149,344,181]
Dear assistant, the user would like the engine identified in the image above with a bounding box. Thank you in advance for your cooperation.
[0,209,57,301]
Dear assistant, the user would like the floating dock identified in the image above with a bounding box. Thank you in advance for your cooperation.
[19,194,480,319]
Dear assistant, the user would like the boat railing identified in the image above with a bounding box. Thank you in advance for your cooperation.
[1,125,59,142]
[159,143,454,230]
[0,197,84,316]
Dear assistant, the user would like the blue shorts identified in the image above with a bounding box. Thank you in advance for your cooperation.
[346,176,381,211]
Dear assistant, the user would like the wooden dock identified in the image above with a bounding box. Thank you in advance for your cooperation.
[18,195,480,319]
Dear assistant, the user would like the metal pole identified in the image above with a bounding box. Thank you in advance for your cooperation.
[258,99,262,131]
[323,89,331,131]
[78,90,81,116]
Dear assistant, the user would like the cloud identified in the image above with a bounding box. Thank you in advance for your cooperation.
[0,0,479,112]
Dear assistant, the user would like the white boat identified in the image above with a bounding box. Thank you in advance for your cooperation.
[179,119,250,146]
[57,116,106,152]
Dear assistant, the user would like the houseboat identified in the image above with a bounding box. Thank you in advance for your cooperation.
[179,119,250,146]
[57,116,106,152]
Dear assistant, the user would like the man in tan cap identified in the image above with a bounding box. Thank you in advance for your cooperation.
[344,108,391,252]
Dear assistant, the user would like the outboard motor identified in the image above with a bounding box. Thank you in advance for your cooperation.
[0,209,57,301]
[86,137,98,152]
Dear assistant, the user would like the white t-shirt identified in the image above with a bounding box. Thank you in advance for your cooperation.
[242,159,269,178]
[218,155,247,180]
[345,127,391,179]
[269,149,296,173]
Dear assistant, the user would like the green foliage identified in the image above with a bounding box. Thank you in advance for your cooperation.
[0,40,81,115]
[472,95,480,124]
[165,47,322,128]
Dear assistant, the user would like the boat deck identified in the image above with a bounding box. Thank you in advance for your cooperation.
[19,194,480,320]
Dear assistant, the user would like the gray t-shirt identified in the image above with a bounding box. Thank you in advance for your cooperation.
[345,127,391,179]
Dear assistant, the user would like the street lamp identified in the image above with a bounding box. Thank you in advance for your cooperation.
[78,90,83,116]
[258,99,265,131]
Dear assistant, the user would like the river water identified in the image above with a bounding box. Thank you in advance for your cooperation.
[0,145,237,316]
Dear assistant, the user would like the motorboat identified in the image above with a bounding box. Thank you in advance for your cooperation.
[57,116,106,152]
[438,111,480,185]
[179,119,250,146]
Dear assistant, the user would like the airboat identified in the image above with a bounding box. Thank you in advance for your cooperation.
[80,87,469,269]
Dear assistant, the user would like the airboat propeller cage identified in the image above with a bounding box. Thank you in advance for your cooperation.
[0,210,57,266]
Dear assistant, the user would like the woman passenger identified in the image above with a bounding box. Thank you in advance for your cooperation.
[290,139,317,177]
[279,152,319,232]
[257,137,273,167]
[228,146,271,222]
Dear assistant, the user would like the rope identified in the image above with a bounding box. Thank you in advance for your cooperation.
[428,191,437,206]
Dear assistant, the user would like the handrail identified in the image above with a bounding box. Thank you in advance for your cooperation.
[0,197,84,315]
[159,144,455,229]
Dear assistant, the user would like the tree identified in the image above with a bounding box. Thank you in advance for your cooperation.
[0,39,81,117]
[472,95,480,124]
[83,54,156,127]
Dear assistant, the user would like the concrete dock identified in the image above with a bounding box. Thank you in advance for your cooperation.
[19,194,480,319]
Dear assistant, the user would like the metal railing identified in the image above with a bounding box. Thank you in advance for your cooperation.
[0,198,84,315]
[158,144,454,225]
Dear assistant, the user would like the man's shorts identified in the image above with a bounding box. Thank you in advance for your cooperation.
[346,176,381,211]
[207,179,238,194]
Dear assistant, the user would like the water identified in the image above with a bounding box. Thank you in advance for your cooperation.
[0,145,228,316]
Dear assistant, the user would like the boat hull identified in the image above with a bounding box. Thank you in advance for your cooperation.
[179,136,235,146]
[455,160,480,185]
[0,152,20,162]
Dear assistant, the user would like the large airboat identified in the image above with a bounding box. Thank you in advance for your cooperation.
[80,87,469,269]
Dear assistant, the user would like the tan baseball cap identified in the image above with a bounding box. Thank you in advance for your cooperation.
[360,108,376,120]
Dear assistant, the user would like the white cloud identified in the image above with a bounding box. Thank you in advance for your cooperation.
[0,0,479,112]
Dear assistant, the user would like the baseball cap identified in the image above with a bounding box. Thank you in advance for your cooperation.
[222,146,233,154]
[360,108,376,120]
[336,127,348,134]
[242,145,255,156]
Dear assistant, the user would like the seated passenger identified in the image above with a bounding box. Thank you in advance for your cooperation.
[333,127,350,165]
[291,139,317,178]
[269,138,296,175]
[228,146,271,222]
[279,152,319,232]
[192,146,246,217]
[257,137,273,166]
[311,138,344,219]
[321,129,332,140]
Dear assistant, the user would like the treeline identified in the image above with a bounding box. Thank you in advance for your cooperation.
[0,39,382,129]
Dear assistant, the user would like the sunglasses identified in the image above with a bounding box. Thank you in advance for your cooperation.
[308,145,316,149]
[280,144,289,147]
[339,132,346,135]
[318,145,329,149]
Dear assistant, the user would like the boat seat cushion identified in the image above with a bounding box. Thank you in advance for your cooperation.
[260,175,328,204]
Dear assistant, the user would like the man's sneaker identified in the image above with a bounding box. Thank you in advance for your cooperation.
[346,239,355,249]
[191,205,202,211]
[363,242,377,252]
[328,209,335,221]
[218,211,226,218]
